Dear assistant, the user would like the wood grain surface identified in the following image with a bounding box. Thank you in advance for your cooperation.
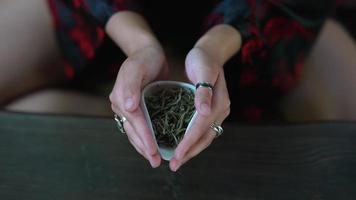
[0,112,356,200]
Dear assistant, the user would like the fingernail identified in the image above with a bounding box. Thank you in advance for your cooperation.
[170,159,180,172]
[200,103,211,115]
[149,160,155,168]
[149,154,161,168]
[148,158,157,168]
[150,161,159,168]
[125,97,134,110]
[173,163,181,172]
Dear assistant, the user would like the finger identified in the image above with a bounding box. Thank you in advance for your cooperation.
[112,103,159,156]
[170,129,215,172]
[125,122,146,156]
[126,128,146,158]
[186,127,216,159]
[112,104,161,167]
[170,127,216,172]
[112,105,147,155]
[112,58,144,112]
[127,108,160,156]
[195,86,213,116]
[171,71,230,171]
[173,73,223,160]
[126,113,161,168]
[185,48,219,116]
[128,135,161,168]
[173,113,211,161]
[121,63,159,151]
[170,115,225,172]
[109,63,160,157]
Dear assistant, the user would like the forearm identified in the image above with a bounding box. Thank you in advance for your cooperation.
[194,24,242,66]
[105,11,162,56]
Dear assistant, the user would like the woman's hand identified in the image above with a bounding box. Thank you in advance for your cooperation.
[170,24,242,171]
[169,47,230,171]
[106,11,169,168]
[110,44,168,168]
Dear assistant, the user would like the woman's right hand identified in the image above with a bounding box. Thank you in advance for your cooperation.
[109,44,169,168]
[106,11,169,168]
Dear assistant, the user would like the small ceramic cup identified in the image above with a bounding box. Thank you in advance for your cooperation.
[141,81,198,161]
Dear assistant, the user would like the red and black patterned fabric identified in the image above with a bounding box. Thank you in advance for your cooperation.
[47,0,339,121]
[47,0,139,79]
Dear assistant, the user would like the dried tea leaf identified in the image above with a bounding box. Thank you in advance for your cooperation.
[145,86,195,148]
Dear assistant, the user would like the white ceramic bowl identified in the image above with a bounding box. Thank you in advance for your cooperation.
[141,81,197,161]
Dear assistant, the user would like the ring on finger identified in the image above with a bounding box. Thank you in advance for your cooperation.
[195,81,214,91]
[114,114,127,134]
[210,122,223,138]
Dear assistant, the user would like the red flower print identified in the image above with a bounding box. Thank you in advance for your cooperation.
[96,27,105,45]
[69,27,95,59]
[68,14,103,60]
[263,17,313,46]
[64,62,75,79]
[240,69,258,87]
[241,38,264,65]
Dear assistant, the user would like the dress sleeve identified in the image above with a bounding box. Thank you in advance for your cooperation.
[47,0,139,79]
[57,0,139,26]
[203,0,339,120]
[205,0,337,94]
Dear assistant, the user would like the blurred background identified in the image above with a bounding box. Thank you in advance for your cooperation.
[1,0,356,122]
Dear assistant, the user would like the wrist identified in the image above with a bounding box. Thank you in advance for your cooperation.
[194,24,242,65]
[125,32,162,57]
[105,11,161,56]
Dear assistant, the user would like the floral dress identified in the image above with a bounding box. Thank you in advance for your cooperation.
[47,0,338,121]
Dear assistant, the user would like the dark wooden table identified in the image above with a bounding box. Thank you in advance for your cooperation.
[1,112,356,200]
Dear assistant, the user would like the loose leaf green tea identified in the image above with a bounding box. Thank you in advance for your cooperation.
[145,86,195,148]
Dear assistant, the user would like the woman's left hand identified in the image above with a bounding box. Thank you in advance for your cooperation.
[169,47,231,171]
[169,24,241,171]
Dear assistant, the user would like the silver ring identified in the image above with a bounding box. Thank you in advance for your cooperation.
[114,114,127,134]
[196,82,214,91]
[210,122,223,138]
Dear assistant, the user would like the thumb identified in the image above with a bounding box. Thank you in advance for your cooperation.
[117,61,144,112]
[185,49,218,116]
